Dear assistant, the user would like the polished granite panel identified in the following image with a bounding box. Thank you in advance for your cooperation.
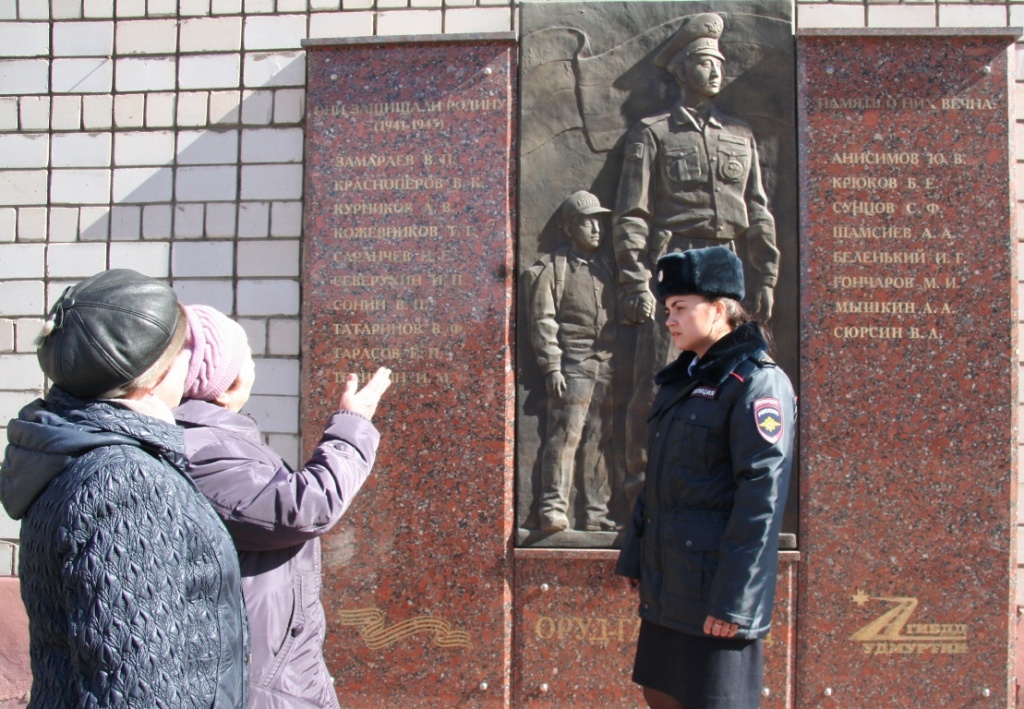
[302,37,516,707]
[512,551,799,708]
[797,30,1018,708]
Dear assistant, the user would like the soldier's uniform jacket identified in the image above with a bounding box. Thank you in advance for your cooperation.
[615,323,795,639]
[529,245,616,376]
[613,103,780,294]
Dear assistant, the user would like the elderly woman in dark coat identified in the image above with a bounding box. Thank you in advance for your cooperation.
[616,247,795,709]
[0,269,248,708]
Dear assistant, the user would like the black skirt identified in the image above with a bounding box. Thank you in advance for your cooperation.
[632,620,763,709]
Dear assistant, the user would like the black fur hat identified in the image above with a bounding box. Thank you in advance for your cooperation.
[654,246,744,302]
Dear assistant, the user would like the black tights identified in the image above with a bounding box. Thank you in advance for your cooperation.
[643,686,688,709]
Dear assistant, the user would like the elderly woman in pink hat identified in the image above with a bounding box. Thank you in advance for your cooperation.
[174,305,391,709]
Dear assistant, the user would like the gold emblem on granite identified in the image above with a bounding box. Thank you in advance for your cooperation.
[849,590,967,655]
[338,607,473,650]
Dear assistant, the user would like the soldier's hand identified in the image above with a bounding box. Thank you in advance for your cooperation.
[621,291,656,325]
[546,371,567,399]
[338,367,392,420]
[752,285,774,321]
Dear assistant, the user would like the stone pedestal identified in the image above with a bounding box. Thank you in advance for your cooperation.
[512,551,799,707]
[301,36,517,707]
[796,30,1018,707]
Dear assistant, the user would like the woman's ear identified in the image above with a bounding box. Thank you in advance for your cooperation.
[213,375,242,408]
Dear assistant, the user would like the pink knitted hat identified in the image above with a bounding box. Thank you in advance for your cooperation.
[182,305,249,402]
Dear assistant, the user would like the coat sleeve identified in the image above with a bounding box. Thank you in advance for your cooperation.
[614,486,646,579]
[530,259,563,375]
[613,122,657,292]
[705,367,795,627]
[186,411,381,551]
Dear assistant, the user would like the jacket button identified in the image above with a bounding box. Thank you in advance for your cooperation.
[686,540,693,547]
[291,624,305,637]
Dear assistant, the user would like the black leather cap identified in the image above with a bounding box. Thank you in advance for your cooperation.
[654,246,745,303]
[37,269,181,399]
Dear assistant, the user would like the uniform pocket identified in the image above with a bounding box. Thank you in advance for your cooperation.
[660,510,726,612]
[666,147,704,183]
[716,136,750,184]
[662,404,728,482]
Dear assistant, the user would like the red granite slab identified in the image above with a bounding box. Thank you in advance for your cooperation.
[512,551,799,708]
[301,37,517,707]
[797,30,1018,707]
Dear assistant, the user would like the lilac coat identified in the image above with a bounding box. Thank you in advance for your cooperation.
[174,399,381,709]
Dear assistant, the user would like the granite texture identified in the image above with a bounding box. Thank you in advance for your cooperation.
[797,30,1018,707]
[302,38,516,707]
[512,550,799,708]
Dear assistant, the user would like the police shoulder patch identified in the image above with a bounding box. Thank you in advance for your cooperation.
[754,397,784,444]
[628,143,645,161]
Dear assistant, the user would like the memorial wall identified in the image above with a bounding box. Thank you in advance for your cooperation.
[298,11,1019,708]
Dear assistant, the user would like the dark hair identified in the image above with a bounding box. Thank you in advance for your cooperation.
[716,297,776,355]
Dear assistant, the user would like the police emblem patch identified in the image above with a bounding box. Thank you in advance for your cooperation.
[754,397,784,444]
[629,143,644,161]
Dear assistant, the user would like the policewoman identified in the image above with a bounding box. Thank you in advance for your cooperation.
[615,246,795,709]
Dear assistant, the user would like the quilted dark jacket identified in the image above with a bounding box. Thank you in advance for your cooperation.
[174,399,381,709]
[0,387,249,708]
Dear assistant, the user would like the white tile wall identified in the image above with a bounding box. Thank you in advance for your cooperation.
[0,22,48,56]
[46,242,108,278]
[0,134,48,168]
[241,127,303,163]
[116,57,178,93]
[180,16,243,52]
[52,133,111,168]
[13,318,42,352]
[53,21,113,56]
[0,244,44,278]
[50,169,111,205]
[0,208,13,241]
[173,278,235,310]
[237,201,269,237]
[51,96,83,131]
[116,18,177,54]
[0,281,43,317]
[253,357,298,395]
[240,164,303,200]
[177,165,238,202]
[0,319,12,352]
[52,58,113,94]
[0,170,47,206]
[0,97,16,129]
[0,59,49,95]
[113,166,174,202]
[48,207,80,241]
[244,14,308,50]
[177,129,239,164]
[243,51,305,88]
[17,207,47,241]
[237,239,299,276]
[115,131,175,166]
[270,201,302,237]
[180,54,242,90]
[236,278,299,315]
[172,240,235,277]
[108,241,170,275]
